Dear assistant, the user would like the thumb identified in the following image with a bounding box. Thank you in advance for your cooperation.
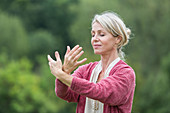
[65,46,71,55]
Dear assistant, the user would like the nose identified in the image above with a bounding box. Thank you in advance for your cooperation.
[92,35,99,42]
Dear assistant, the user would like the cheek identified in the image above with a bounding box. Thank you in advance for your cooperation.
[103,38,116,49]
[102,38,113,45]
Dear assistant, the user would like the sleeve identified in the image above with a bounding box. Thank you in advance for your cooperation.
[70,67,135,106]
[55,79,79,102]
[55,63,91,103]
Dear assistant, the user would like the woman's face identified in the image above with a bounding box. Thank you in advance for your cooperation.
[91,22,119,55]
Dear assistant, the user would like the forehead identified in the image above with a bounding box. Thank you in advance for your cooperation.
[91,22,106,32]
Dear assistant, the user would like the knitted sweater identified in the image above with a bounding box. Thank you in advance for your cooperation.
[55,60,136,113]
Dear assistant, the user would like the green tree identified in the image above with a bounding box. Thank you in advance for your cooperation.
[28,30,58,62]
[0,0,79,56]
[134,71,170,113]
[0,54,59,113]
[0,12,29,59]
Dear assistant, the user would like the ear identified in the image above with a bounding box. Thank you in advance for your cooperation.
[115,36,122,44]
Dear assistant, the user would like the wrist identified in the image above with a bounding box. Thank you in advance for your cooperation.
[54,69,64,78]
[57,70,73,87]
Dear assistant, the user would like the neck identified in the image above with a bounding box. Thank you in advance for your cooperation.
[100,51,119,72]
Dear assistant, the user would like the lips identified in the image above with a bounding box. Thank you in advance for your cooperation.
[93,44,101,48]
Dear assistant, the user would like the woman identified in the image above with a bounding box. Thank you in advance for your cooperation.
[48,11,136,113]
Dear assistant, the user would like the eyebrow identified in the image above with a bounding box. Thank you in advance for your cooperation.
[91,29,105,33]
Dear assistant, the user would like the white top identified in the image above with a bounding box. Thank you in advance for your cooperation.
[84,57,121,113]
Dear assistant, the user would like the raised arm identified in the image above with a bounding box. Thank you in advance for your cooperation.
[47,45,87,102]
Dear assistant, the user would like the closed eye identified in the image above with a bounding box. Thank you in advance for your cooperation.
[100,34,105,37]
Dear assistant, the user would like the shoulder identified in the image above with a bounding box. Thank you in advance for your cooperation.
[113,60,135,73]
[110,60,135,81]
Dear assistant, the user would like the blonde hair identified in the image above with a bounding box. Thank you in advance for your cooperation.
[92,11,131,60]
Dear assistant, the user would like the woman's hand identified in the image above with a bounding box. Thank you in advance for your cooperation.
[63,45,87,74]
[48,51,73,87]
[48,51,62,78]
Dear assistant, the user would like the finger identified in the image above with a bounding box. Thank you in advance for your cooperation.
[55,51,62,62]
[77,58,87,66]
[48,62,51,67]
[48,55,55,62]
[65,46,71,55]
[71,47,83,59]
[74,50,84,61]
[68,45,79,56]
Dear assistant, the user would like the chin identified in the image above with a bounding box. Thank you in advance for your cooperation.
[94,50,102,55]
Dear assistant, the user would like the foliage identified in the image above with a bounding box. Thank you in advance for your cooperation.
[28,30,58,61]
[0,12,29,59]
[0,0,79,57]
[0,55,55,113]
[134,71,170,113]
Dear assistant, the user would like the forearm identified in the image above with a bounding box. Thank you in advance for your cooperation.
[70,74,133,106]
[55,79,68,97]
[55,78,80,102]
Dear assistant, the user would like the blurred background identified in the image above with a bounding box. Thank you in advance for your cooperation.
[0,0,170,113]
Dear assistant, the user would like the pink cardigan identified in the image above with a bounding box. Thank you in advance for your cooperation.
[55,60,136,113]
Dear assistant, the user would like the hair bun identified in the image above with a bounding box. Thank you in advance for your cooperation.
[126,28,131,36]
